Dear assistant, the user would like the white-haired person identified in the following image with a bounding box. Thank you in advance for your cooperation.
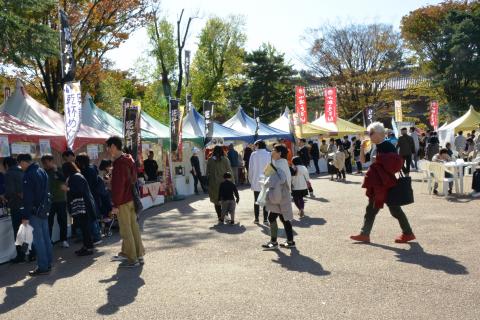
[191,147,207,194]
[350,122,416,244]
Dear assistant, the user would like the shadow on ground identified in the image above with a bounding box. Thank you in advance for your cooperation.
[292,216,327,228]
[97,266,145,315]
[209,223,247,235]
[0,251,103,314]
[368,242,468,275]
[272,248,330,276]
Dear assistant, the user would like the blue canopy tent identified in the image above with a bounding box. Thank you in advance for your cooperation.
[182,106,253,144]
[223,107,293,141]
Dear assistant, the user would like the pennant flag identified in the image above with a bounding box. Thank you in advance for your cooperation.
[295,86,308,124]
[203,100,214,145]
[394,100,403,122]
[63,81,82,150]
[59,10,76,82]
[429,101,439,130]
[122,98,141,163]
[324,87,337,123]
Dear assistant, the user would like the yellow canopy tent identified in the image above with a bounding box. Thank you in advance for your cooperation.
[269,108,328,139]
[311,114,366,136]
[439,106,480,133]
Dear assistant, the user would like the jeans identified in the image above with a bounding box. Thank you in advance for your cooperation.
[312,157,320,174]
[356,161,363,173]
[402,155,412,175]
[192,174,207,193]
[412,152,418,169]
[253,191,268,221]
[268,212,294,242]
[30,215,53,272]
[117,201,145,263]
[74,214,93,249]
[360,200,413,236]
[90,219,102,242]
[48,202,68,242]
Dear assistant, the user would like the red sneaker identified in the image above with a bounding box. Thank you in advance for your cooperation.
[350,234,370,243]
[394,234,416,243]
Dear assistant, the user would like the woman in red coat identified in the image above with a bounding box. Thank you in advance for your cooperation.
[350,122,415,244]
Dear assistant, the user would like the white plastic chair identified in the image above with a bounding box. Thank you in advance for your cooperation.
[429,162,455,196]
[417,160,432,191]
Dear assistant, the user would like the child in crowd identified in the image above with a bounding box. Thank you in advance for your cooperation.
[218,172,239,224]
[291,157,310,218]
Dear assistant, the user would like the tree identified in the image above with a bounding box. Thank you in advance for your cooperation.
[401,1,480,115]
[0,0,149,110]
[231,44,296,123]
[303,23,404,117]
[190,15,246,111]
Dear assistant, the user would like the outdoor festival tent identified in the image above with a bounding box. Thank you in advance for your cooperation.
[182,106,253,143]
[269,108,328,139]
[0,112,66,151]
[223,107,293,141]
[0,80,108,150]
[438,106,480,146]
[311,113,366,136]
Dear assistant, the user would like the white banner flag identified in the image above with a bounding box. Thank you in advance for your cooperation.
[63,82,82,149]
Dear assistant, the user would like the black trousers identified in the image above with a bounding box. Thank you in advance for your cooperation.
[74,214,93,249]
[48,201,68,242]
[268,212,294,242]
[192,174,207,193]
[253,191,268,221]
[336,168,346,179]
[402,155,412,175]
[345,158,352,174]
[355,161,362,173]
[360,200,413,236]
[312,157,320,174]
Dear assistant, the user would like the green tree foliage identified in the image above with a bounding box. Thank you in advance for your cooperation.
[401,1,480,115]
[230,44,295,123]
[304,23,404,118]
[190,15,246,115]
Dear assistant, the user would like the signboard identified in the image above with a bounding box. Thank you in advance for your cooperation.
[122,98,141,163]
[430,101,439,130]
[0,136,10,157]
[323,87,337,123]
[394,100,403,122]
[87,144,99,160]
[11,142,34,155]
[295,86,308,124]
[39,139,52,156]
[63,81,82,150]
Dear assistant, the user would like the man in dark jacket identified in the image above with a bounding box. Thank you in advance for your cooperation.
[107,136,145,268]
[397,127,416,176]
[308,141,321,174]
[190,147,206,194]
[297,139,310,167]
[41,155,69,248]
[18,153,52,276]
[350,122,415,244]
[4,157,25,262]
[143,151,159,182]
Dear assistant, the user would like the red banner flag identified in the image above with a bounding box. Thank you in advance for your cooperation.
[430,101,439,130]
[324,87,337,123]
[295,86,308,124]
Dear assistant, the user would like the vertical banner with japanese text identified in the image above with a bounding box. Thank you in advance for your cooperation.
[59,10,76,82]
[203,101,214,146]
[169,98,183,162]
[394,100,403,122]
[323,87,337,123]
[295,86,308,124]
[430,101,439,130]
[63,81,82,150]
[122,98,141,163]
[364,107,374,126]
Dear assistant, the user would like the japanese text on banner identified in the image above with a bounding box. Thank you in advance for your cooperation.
[122,98,141,163]
[63,82,82,150]
[323,87,337,123]
[430,101,439,130]
[394,100,403,122]
[295,86,308,124]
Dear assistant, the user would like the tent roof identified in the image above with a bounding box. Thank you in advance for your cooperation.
[82,93,123,137]
[0,112,66,151]
[311,113,365,135]
[269,108,328,139]
[182,106,253,143]
[1,80,109,150]
[439,106,480,133]
[223,107,293,141]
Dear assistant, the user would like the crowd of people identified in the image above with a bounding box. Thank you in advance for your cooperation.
[1,123,479,275]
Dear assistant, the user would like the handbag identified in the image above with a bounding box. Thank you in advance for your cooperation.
[386,172,414,206]
[127,166,143,215]
[70,197,87,216]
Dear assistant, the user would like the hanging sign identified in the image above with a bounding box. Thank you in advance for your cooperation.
[122,98,141,163]
[430,101,439,130]
[39,139,52,156]
[63,81,82,150]
[295,86,308,124]
[324,87,337,123]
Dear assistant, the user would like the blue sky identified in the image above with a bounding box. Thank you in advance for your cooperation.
[107,0,444,71]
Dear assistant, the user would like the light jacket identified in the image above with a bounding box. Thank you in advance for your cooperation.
[264,163,293,221]
[292,165,310,191]
[248,149,271,192]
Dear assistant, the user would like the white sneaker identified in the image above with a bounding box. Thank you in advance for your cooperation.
[62,241,69,248]
[111,255,128,262]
